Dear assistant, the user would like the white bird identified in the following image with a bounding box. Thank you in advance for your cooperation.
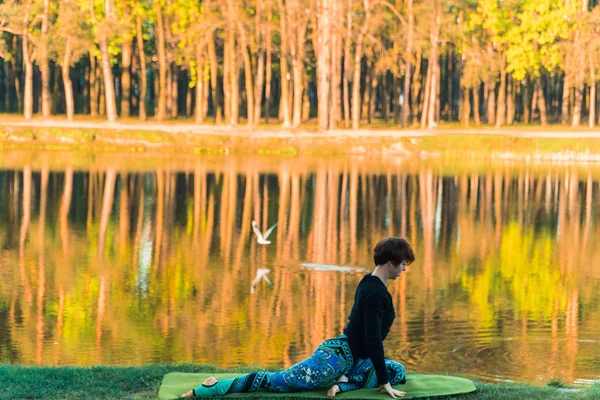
[251,220,278,245]
[250,268,272,294]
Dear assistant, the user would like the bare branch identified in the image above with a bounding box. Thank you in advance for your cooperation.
[0,26,22,35]
[372,0,406,27]
[30,13,44,27]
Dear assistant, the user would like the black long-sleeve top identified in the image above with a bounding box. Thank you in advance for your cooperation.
[343,273,396,386]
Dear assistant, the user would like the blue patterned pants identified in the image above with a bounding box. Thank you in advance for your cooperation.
[220,335,406,394]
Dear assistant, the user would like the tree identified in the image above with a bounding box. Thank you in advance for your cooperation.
[39,0,52,117]
[0,0,38,120]
[504,0,576,126]
[89,0,120,122]
[51,0,93,121]
[154,0,168,121]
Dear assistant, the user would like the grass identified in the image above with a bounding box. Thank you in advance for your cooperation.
[546,378,567,388]
[0,364,598,400]
[3,121,600,162]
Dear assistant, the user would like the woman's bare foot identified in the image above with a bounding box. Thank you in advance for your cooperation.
[327,375,349,398]
[327,384,340,398]
[181,377,218,398]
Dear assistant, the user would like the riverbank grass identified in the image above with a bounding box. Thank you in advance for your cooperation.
[0,364,598,399]
[5,124,600,163]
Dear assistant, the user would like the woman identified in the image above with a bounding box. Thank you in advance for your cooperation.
[183,237,414,399]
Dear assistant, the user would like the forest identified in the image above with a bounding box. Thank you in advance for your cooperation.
[1,0,600,130]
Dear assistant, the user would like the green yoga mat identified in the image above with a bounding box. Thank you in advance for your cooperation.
[158,373,476,399]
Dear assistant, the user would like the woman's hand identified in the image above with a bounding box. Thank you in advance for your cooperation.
[377,382,406,398]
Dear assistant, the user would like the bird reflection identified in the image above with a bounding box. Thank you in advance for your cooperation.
[250,268,272,294]
[252,220,278,245]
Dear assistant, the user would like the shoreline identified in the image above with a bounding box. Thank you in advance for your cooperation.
[2,120,600,163]
[4,118,600,138]
[0,364,596,399]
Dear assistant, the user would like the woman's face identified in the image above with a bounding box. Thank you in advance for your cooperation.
[389,260,407,279]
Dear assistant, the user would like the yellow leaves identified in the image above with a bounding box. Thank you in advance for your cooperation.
[188,58,210,88]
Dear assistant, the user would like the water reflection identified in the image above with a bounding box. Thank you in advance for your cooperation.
[0,153,599,385]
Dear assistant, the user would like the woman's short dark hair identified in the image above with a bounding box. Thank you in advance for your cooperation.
[373,237,416,267]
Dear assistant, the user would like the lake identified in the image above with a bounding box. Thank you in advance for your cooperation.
[0,150,599,386]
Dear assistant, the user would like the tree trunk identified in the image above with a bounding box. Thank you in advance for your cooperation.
[402,0,414,128]
[90,54,98,117]
[369,71,379,124]
[165,66,175,118]
[23,45,33,120]
[202,70,209,118]
[589,56,596,129]
[136,15,147,120]
[185,70,192,116]
[523,78,530,124]
[12,37,22,114]
[62,42,74,121]
[486,79,496,125]
[507,75,515,124]
[291,38,304,128]
[317,0,332,131]
[265,0,273,123]
[288,0,306,128]
[393,76,400,124]
[40,0,51,117]
[195,45,205,124]
[444,50,452,120]
[573,72,584,127]
[329,0,342,130]
[171,63,180,118]
[237,21,255,126]
[420,59,432,129]
[207,33,222,123]
[22,2,34,120]
[230,34,239,125]
[343,0,352,128]
[53,65,62,114]
[152,72,158,116]
[427,51,438,129]
[473,83,481,126]
[254,46,266,125]
[561,72,570,125]
[411,51,422,125]
[99,70,105,116]
[302,71,311,121]
[362,62,372,122]
[155,2,168,121]
[536,76,548,126]
[277,0,292,127]
[253,0,266,125]
[82,61,90,114]
[130,49,138,111]
[121,33,132,118]
[224,18,239,125]
[495,54,506,128]
[223,29,231,122]
[435,53,441,123]
[4,61,13,112]
[352,0,369,130]
[381,73,388,123]
[99,34,118,121]
[460,86,470,127]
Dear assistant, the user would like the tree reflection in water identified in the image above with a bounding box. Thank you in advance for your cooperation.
[0,154,599,385]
